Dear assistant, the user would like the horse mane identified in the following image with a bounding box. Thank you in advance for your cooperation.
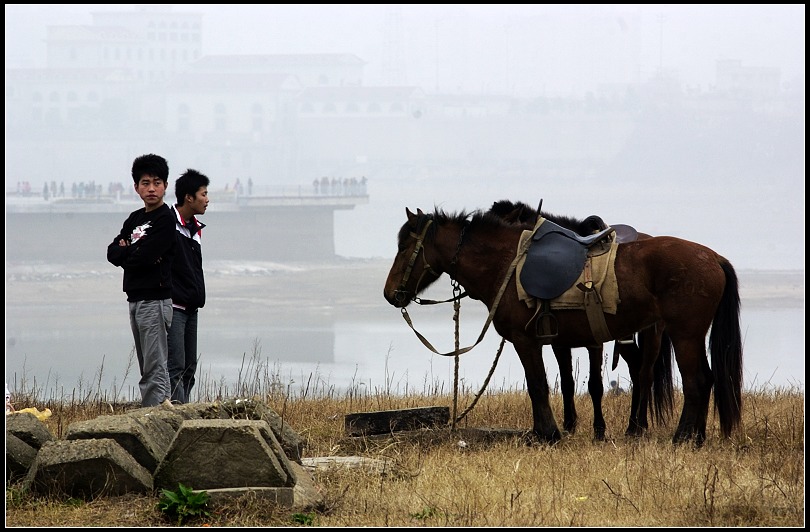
[399,207,513,246]
[432,207,512,232]
[488,199,607,234]
[400,202,605,247]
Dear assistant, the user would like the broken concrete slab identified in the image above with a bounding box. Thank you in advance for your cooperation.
[199,486,295,508]
[23,438,153,499]
[288,461,324,512]
[153,419,296,491]
[6,432,38,482]
[6,400,321,507]
[6,411,54,449]
[64,409,176,473]
[301,455,398,476]
[222,399,305,463]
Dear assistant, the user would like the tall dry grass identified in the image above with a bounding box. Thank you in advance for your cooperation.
[5,355,805,527]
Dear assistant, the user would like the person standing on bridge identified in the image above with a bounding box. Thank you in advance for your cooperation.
[107,154,175,408]
[167,169,210,403]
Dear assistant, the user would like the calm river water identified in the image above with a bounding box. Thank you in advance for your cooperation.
[5,282,804,401]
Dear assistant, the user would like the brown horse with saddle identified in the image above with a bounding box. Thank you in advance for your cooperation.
[384,206,743,445]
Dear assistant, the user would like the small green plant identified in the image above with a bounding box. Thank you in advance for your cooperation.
[64,497,84,508]
[157,483,211,525]
[410,506,442,520]
[291,512,316,526]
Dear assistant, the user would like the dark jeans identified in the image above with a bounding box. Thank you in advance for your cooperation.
[167,308,198,403]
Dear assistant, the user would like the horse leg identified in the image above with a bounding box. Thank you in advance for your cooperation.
[648,325,675,426]
[618,339,646,436]
[514,336,562,444]
[586,345,606,441]
[622,329,660,438]
[671,336,713,446]
[551,344,577,434]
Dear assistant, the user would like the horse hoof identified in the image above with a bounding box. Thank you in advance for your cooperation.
[625,427,644,438]
[526,429,562,446]
[673,431,706,447]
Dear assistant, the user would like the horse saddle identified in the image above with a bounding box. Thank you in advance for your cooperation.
[612,223,639,243]
[520,218,615,300]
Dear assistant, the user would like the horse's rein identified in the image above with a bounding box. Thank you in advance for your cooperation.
[399,220,534,358]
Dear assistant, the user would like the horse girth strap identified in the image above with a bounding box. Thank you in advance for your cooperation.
[400,230,533,358]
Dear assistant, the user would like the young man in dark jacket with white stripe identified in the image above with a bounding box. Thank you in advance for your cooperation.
[167,169,210,403]
[107,154,175,407]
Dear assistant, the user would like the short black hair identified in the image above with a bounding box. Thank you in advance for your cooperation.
[131,154,169,185]
[175,169,210,205]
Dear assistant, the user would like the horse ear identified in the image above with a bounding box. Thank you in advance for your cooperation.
[406,207,417,224]
[417,208,424,216]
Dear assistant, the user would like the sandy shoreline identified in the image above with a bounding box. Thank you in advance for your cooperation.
[5,258,804,317]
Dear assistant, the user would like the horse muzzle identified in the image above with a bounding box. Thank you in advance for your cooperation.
[385,289,412,308]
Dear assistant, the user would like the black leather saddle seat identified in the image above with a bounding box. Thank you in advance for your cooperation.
[520,218,615,301]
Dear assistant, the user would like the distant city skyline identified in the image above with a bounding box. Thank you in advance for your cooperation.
[5,4,805,97]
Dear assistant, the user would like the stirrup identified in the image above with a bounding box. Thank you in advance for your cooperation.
[535,310,558,342]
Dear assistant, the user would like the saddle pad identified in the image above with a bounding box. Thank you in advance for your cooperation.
[515,230,620,314]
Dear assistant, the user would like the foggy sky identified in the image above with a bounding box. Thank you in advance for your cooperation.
[4,4,806,270]
[5,4,805,96]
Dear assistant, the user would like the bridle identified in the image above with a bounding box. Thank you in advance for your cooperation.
[392,214,442,306]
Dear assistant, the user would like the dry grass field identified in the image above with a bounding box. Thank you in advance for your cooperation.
[5,377,804,527]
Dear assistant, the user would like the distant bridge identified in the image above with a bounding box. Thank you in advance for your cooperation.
[5,188,369,262]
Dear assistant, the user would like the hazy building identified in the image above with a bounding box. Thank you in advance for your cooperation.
[45,5,203,80]
[715,59,781,98]
[4,5,798,190]
[4,5,373,187]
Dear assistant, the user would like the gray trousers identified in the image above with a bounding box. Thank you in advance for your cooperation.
[167,308,199,404]
[129,299,172,406]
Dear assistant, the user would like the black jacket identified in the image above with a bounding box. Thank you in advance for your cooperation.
[107,204,175,302]
[169,205,206,313]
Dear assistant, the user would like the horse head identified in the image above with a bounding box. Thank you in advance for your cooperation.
[383,207,444,308]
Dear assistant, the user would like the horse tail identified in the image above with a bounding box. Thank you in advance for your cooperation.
[650,331,674,425]
[709,257,744,437]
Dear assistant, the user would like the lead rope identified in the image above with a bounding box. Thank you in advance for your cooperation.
[448,279,506,429]
[451,280,461,430]
[454,336,506,425]
[448,238,525,427]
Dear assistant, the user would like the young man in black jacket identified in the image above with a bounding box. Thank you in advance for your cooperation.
[107,154,175,407]
[167,169,210,403]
